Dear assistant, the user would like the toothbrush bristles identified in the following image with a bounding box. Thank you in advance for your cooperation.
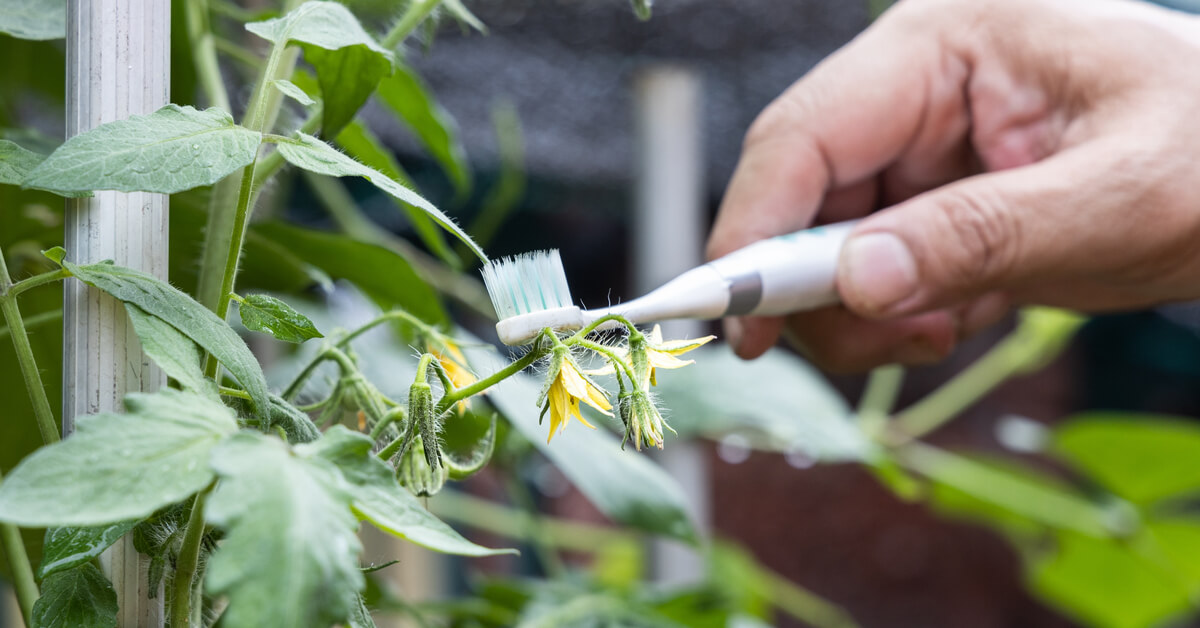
[481,250,575,320]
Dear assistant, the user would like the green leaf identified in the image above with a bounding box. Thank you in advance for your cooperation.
[0,138,45,184]
[247,1,392,137]
[64,260,270,416]
[461,336,699,543]
[652,345,867,461]
[305,426,514,557]
[253,220,446,326]
[206,431,364,628]
[1054,414,1200,505]
[0,0,66,40]
[38,521,137,579]
[1030,531,1192,628]
[335,120,457,267]
[347,594,377,628]
[275,132,486,262]
[377,65,471,198]
[903,443,1113,537]
[236,293,323,343]
[267,393,321,444]
[41,245,65,265]
[630,0,652,20]
[271,78,316,106]
[126,304,216,399]
[23,105,260,195]
[31,563,117,628]
[0,389,237,527]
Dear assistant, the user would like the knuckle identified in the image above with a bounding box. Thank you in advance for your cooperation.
[927,185,1017,289]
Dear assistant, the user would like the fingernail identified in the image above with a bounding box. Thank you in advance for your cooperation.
[723,317,744,352]
[842,232,919,314]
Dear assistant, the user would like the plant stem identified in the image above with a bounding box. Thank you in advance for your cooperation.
[0,249,60,445]
[369,406,405,441]
[171,490,210,628]
[571,338,637,382]
[566,313,642,342]
[6,269,69,300]
[381,0,441,49]
[429,490,629,551]
[338,309,433,346]
[759,564,861,628]
[891,337,1027,443]
[0,470,37,627]
[184,0,232,112]
[218,386,252,401]
[856,365,904,438]
[435,348,542,412]
[503,475,566,577]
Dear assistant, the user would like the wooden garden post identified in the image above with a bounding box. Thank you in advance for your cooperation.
[64,1,170,625]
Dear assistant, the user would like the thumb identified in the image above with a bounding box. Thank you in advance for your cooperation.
[836,147,1110,319]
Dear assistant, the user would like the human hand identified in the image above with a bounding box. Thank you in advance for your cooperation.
[707,0,1200,372]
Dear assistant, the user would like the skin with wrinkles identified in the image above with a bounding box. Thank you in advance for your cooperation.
[707,0,1200,372]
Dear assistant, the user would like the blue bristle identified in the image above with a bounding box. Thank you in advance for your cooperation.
[480,250,574,320]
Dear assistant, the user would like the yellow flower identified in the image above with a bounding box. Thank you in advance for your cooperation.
[590,324,715,389]
[541,347,613,443]
[429,339,476,415]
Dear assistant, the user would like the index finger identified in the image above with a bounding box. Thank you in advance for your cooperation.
[707,5,962,260]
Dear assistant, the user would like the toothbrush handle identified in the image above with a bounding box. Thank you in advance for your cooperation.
[707,220,858,316]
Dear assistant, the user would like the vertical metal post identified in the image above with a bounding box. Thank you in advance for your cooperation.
[632,65,710,585]
[64,1,169,625]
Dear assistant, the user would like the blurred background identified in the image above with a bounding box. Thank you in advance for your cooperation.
[7,0,1200,626]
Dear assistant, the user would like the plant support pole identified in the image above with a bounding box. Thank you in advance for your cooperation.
[65,1,170,626]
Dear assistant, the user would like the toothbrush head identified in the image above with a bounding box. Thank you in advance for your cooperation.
[480,250,585,345]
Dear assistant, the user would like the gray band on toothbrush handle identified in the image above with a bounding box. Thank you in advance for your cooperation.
[723,272,763,316]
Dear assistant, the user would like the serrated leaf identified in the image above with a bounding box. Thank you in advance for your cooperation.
[1054,414,1200,505]
[377,65,471,198]
[206,431,364,628]
[253,219,446,326]
[64,261,270,416]
[0,0,66,40]
[0,138,45,184]
[335,121,457,267]
[305,427,514,557]
[126,304,217,399]
[0,389,237,527]
[460,336,699,543]
[236,293,323,343]
[247,1,392,137]
[272,78,316,106]
[23,105,260,194]
[39,521,137,579]
[347,594,377,628]
[275,132,486,262]
[31,563,117,628]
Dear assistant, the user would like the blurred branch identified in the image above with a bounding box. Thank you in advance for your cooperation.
[856,364,903,437]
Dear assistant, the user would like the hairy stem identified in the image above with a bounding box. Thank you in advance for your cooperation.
[381,0,441,49]
[0,250,60,445]
[435,348,542,411]
[171,490,210,628]
[0,470,37,627]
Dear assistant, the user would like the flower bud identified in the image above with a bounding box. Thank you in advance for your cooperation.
[619,388,671,451]
[395,433,448,497]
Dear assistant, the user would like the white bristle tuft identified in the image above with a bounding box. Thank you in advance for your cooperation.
[480,250,575,320]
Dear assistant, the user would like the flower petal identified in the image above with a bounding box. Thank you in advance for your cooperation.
[655,334,716,355]
[647,349,695,370]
